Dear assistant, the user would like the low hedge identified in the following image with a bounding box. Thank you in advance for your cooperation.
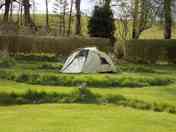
[0,88,176,114]
[0,35,111,56]
[125,39,176,64]
[13,53,59,62]
[0,70,173,87]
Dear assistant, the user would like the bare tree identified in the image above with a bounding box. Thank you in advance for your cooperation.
[23,0,31,26]
[3,0,11,22]
[75,0,81,35]
[131,0,156,39]
[67,0,73,36]
[132,0,139,39]
[45,0,49,31]
[164,0,172,39]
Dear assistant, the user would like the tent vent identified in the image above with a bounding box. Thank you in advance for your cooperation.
[100,57,109,64]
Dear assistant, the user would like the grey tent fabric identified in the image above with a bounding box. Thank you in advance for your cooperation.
[61,47,116,73]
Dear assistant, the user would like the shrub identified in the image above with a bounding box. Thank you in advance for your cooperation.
[13,54,59,62]
[16,73,30,82]
[0,89,176,115]
[102,94,126,104]
[88,3,115,40]
[0,57,16,68]
[125,39,176,64]
[0,70,173,87]
[120,65,156,73]
[39,63,63,70]
[0,35,111,56]
[69,88,97,103]
[0,92,17,105]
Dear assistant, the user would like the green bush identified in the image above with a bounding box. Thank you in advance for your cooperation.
[0,89,175,115]
[68,88,97,103]
[0,70,173,87]
[125,39,176,64]
[120,65,156,73]
[102,94,126,104]
[0,35,111,56]
[13,54,59,62]
[88,4,115,39]
[39,63,63,70]
[16,73,30,82]
[0,57,16,68]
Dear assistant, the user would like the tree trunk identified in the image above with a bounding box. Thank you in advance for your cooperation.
[45,0,49,31]
[32,0,36,23]
[9,0,13,21]
[3,0,11,23]
[23,0,31,26]
[75,0,81,35]
[20,2,23,25]
[164,0,172,39]
[132,0,139,39]
[62,0,67,35]
[67,0,74,36]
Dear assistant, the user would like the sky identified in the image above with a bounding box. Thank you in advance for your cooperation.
[0,0,120,17]
[32,0,120,17]
[34,0,96,15]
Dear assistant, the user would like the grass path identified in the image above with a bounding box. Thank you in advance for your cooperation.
[0,104,176,132]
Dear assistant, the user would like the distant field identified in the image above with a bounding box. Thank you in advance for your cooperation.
[0,14,176,39]
[34,15,176,39]
[0,104,176,132]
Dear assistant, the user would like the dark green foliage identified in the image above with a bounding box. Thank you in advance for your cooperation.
[102,94,127,104]
[120,65,156,73]
[126,39,176,64]
[0,57,16,68]
[0,70,173,87]
[0,35,111,56]
[14,54,59,62]
[39,63,63,70]
[0,89,175,114]
[88,5,115,39]
[68,88,97,103]
[16,73,30,82]
[167,45,176,63]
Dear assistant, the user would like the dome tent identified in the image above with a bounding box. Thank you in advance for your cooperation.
[61,47,116,73]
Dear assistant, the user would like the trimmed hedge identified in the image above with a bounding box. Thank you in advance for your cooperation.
[125,39,176,64]
[0,70,173,87]
[0,89,176,114]
[0,35,111,56]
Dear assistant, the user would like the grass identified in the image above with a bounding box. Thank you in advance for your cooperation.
[0,59,176,106]
[1,79,176,107]
[0,104,176,132]
[0,60,174,87]
[0,58,176,131]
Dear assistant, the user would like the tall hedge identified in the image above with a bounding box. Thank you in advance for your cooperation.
[125,39,176,64]
[0,35,111,56]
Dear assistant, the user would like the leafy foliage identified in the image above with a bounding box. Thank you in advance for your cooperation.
[88,5,115,39]
[0,57,16,68]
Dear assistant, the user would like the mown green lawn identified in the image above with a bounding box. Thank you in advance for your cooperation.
[0,104,176,132]
[0,59,176,132]
[0,60,176,106]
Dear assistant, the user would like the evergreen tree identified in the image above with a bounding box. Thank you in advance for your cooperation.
[88,2,115,39]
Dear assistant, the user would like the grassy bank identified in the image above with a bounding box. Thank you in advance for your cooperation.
[0,104,176,132]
